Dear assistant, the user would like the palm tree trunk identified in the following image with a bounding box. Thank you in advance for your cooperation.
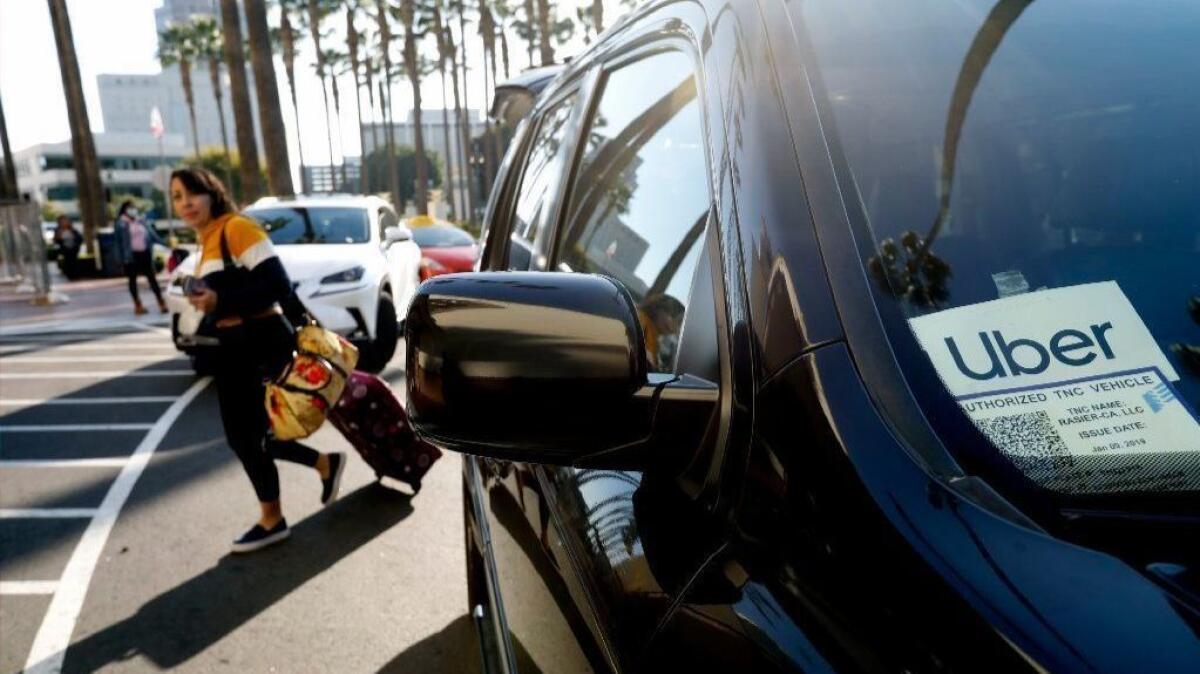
[454,9,478,226]
[376,0,401,207]
[364,60,380,163]
[280,10,306,193]
[499,26,511,80]
[403,13,428,215]
[591,0,603,34]
[330,74,348,191]
[448,34,471,226]
[439,66,456,219]
[47,0,104,257]
[206,56,236,199]
[220,0,263,202]
[245,0,294,196]
[535,0,554,65]
[180,59,202,160]
[0,93,19,198]
[346,9,368,194]
[522,0,536,68]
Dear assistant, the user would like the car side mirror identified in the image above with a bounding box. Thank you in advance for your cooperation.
[384,225,412,245]
[405,272,719,469]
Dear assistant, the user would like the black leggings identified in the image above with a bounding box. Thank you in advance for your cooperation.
[127,251,163,303]
[215,315,319,503]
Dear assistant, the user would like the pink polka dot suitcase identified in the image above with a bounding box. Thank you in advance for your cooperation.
[329,370,442,493]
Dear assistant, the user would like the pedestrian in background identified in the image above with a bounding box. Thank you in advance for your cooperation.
[52,215,81,277]
[114,200,167,314]
[171,167,345,553]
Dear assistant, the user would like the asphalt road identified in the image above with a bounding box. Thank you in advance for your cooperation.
[0,317,481,672]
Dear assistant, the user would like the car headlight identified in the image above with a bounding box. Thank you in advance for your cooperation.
[320,266,366,284]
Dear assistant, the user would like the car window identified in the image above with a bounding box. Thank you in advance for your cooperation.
[506,92,578,270]
[556,50,711,374]
[411,225,474,248]
[378,207,399,241]
[248,207,370,245]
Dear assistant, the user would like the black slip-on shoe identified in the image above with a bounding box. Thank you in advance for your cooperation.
[321,453,347,507]
[231,519,290,553]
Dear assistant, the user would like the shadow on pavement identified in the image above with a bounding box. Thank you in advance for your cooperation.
[376,614,483,674]
[50,483,413,673]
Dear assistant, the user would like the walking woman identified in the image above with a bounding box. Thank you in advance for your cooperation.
[172,168,346,553]
[113,200,167,314]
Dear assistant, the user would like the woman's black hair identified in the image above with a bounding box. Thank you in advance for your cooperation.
[116,200,136,220]
[169,167,234,219]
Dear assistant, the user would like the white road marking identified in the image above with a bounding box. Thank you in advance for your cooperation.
[0,424,155,433]
[0,356,185,363]
[0,582,59,596]
[0,458,130,468]
[0,397,176,406]
[0,345,177,354]
[0,509,99,519]
[23,376,211,674]
[0,371,194,379]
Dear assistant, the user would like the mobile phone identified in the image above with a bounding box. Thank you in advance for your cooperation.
[183,276,208,296]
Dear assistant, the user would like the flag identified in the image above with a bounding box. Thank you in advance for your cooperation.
[150,106,165,139]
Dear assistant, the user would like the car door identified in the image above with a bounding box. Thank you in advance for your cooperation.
[379,206,420,315]
[476,28,748,672]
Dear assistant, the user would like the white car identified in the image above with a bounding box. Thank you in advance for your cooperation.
[166,195,421,372]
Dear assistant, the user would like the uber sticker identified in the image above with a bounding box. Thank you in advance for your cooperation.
[909,282,1200,491]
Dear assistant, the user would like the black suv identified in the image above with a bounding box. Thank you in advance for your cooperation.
[405,0,1200,671]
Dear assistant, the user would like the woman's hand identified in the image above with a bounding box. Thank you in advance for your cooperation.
[188,288,218,314]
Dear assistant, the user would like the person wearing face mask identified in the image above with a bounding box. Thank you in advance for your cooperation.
[170,167,346,553]
[114,200,167,314]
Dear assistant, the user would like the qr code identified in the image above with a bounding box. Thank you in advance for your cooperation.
[975,411,1074,469]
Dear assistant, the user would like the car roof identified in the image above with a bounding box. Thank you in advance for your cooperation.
[247,194,392,210]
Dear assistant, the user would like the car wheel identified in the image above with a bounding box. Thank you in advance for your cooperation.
[360,291,398,372]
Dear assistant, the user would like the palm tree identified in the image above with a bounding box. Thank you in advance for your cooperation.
[219,0,264,202]
[245,0,295,195]
[374,0,402,204]
[46,0,105,255]
[191,16,236,198]
[491,0,514,79]
[158,23,202,160]
[452,0,478,225]
[479,2,502,187]
[396,0,429,214]
[535,0,553,64]
[431,2,457,218]
[323,48,352,189]
[518,0,537,68]
[363,51,383,164]
[0,93,18,199]
[344,1,370,194]
[305,0,341,187]
[278,0,308,193]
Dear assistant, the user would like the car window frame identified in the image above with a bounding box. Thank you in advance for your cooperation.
[496,80,592,270]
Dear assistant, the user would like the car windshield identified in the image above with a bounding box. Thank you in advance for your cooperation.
[247,206,370,245]
[801,0,1200,498]
[411,225,475,248]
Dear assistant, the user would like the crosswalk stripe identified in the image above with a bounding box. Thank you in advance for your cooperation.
[0,371,194,379]
[0,356,185,363]
[0,509,99,519]
[0,424,154,432]
[0,397,176,406]
[0,458,130,468]
[0,581,58,595]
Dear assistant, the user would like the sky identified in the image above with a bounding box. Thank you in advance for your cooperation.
[0,0,629,185]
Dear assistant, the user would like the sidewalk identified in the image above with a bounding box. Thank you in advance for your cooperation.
[0,267,171,336]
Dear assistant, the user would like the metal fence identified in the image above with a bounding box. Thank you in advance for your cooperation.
[0,201,65,304]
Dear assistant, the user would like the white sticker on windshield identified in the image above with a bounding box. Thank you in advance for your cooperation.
[909,282,1200,492]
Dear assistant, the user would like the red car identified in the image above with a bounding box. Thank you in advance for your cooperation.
[411,224,479,281]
